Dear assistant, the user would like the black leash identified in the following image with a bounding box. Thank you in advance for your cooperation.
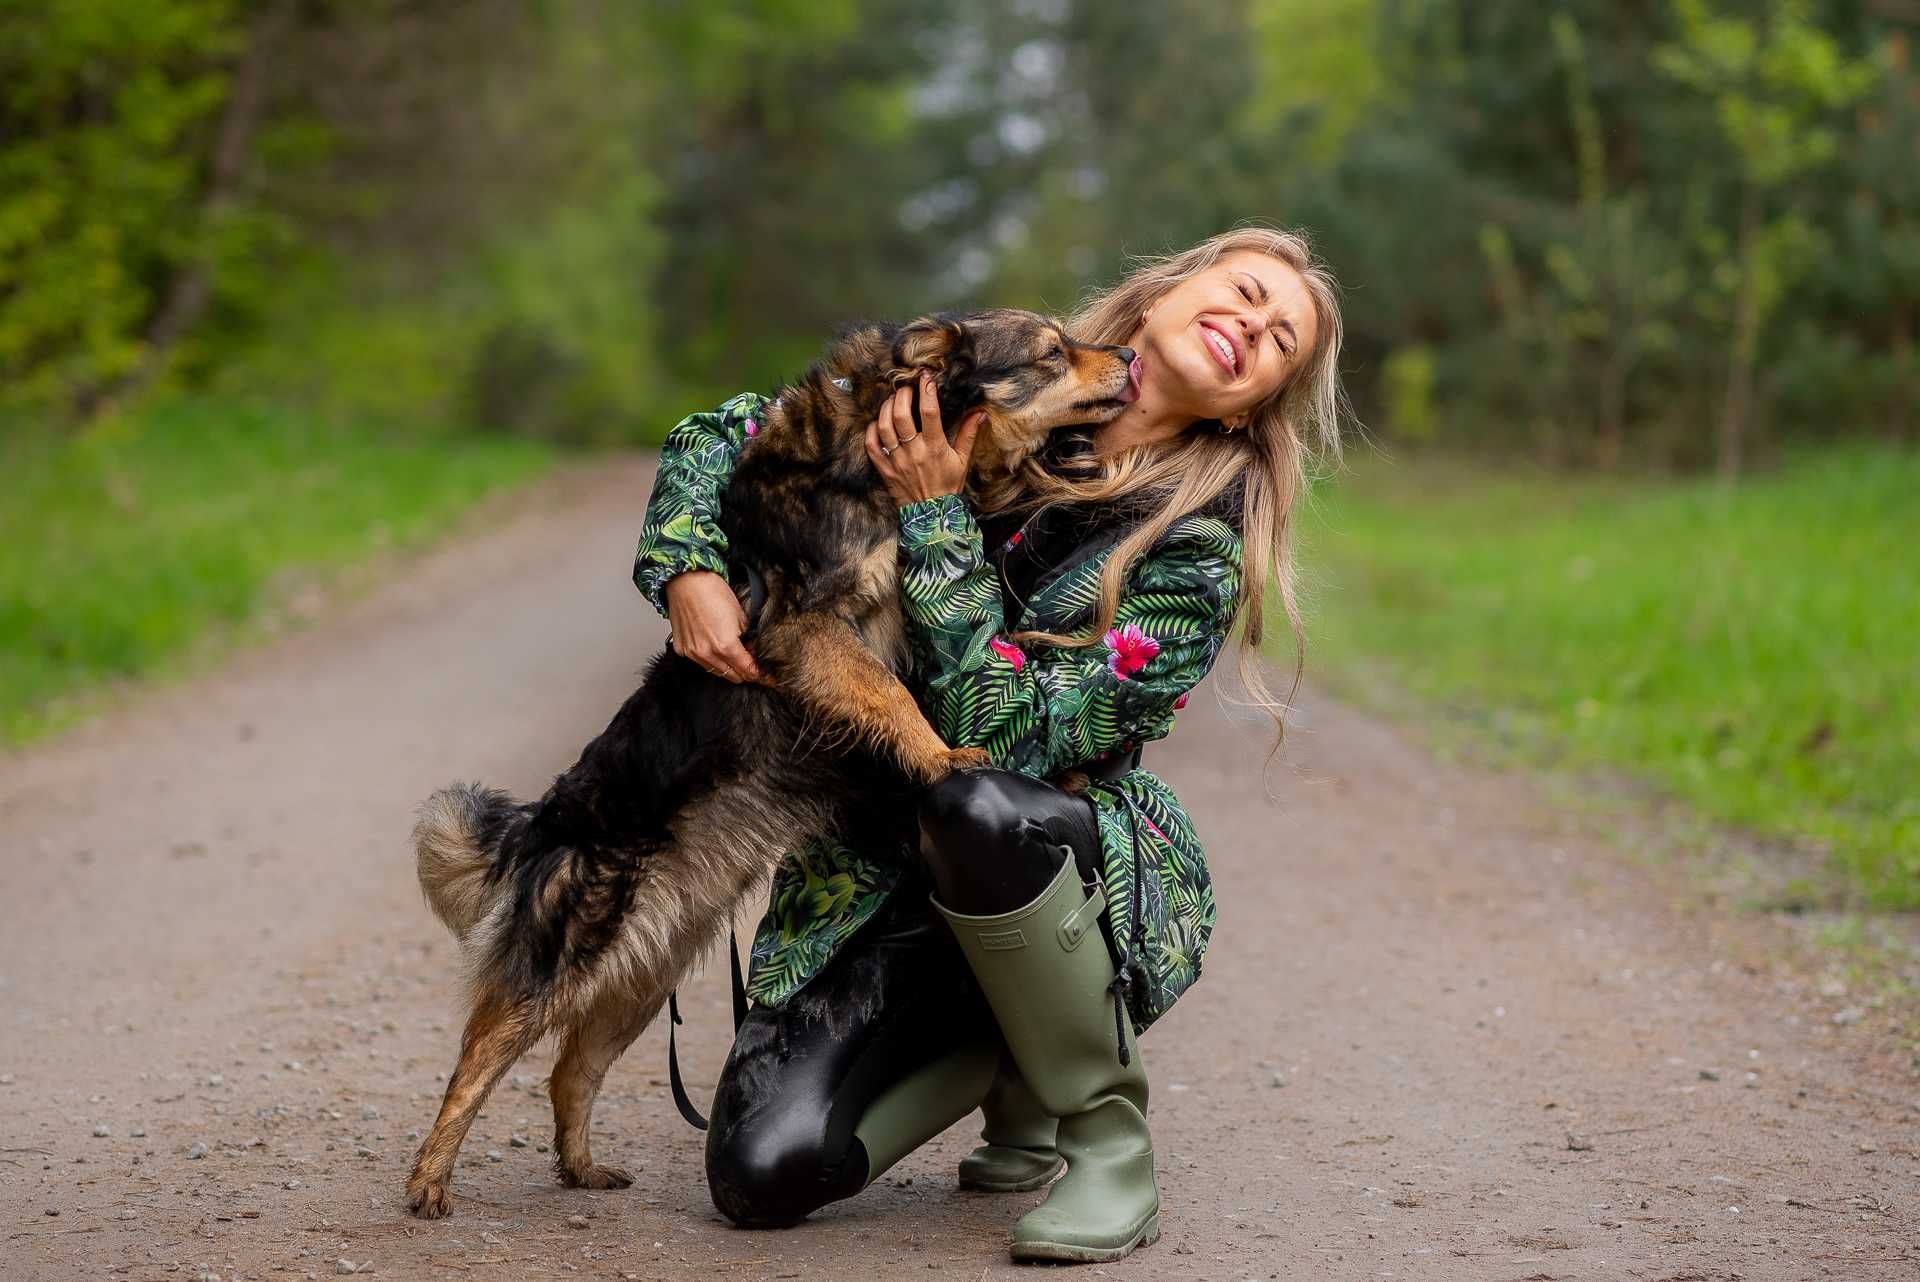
[667,928,748,1131]
[666,560,762,1130]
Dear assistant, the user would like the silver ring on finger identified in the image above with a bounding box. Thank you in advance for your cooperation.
[880,444,892,455]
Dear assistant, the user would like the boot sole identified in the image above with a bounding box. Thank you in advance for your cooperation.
[957,1158,1064,1193]
[1009,1212,1161,1264]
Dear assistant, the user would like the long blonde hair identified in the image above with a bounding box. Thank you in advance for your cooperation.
[1001,226,1348,742]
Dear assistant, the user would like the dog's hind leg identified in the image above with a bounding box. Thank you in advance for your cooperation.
[757,611,989,783]
[407,986,543,1219]
[549,990,663,1190]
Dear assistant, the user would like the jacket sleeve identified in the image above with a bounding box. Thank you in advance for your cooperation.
[896,494,1243,773]
[632,393,766,617]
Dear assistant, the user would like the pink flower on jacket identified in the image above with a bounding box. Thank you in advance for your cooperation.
[986,636,1026,672]
[1103,622,1159,680]
[743,417,759,438]
[1172,691,1189,710]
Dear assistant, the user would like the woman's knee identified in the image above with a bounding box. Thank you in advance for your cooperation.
[919,768,1030,861]
[705,1109,857,1228]
[918,769,1076,914]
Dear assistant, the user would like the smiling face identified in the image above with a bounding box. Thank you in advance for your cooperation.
[1130,250,1318,429]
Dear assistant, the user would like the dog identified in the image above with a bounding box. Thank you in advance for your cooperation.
[405,309,1138,1218]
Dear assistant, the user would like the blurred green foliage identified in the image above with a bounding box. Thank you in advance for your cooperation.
[2,0,1915,460]
[1304,447,1920,908]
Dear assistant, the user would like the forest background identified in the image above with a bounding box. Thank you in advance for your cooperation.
[4,1,1916,917]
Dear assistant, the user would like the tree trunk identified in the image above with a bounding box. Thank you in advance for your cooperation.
[1718,184,1763,480]
[1595,349,1632,470]
[117,2,293,404]
[1892,300,1915,444]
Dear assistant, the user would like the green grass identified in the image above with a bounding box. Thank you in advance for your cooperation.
[1299,445,1920,909]
[1,399,551,746]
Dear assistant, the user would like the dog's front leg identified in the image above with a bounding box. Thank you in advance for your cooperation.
[407,986,543,1219]
[757,611,989,783]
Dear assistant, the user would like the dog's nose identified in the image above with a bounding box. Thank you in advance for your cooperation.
[1113,346,1136,364]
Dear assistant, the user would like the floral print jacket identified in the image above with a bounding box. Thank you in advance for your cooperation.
[633,392,1242,1031]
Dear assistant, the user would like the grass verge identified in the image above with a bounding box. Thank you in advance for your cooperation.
[2,399,551,746]
[1299,445,1919,910]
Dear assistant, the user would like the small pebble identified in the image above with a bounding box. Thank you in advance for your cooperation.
[0,1073,14,1085]
[510,1134,531,1148]
[1859,1140,1879,1153]
[186,1141,209,1160]
[566,1214,590,1229]
[1744,1072,1759,1089]
[207,1074,224,1088]
[44,1208,59,1217]
[92,1123,111,1137]
[1698,1068,1721,1082]
[335,1259,359,1275]
[130,1125,146,1138]
[361,1105,380,1121]
[486,1150,503,1162]
[1270,1071,1287,1088]
[355,1145,375,1158]
[284,1179,302,1190]
[1566,1132,1593,1152]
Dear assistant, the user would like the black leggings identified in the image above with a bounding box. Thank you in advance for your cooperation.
[704,768,1101,1228]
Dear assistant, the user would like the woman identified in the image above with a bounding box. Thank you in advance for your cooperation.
[632,226,1344,1263]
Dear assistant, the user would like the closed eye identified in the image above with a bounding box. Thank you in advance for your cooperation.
[1235,278,1293,357]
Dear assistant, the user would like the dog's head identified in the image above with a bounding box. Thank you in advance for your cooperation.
[888,308,1138,479]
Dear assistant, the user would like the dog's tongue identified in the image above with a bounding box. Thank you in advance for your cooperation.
[1120,356,1143,403]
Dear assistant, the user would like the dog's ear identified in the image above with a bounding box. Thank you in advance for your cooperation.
[891,315,968,375]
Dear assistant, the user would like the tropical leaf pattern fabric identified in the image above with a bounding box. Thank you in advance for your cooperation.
[896,492,1236,1028]
[633,396,1240,1030]
[631,392,769,614]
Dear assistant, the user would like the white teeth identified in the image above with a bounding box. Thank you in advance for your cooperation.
[1205,327,1235,372]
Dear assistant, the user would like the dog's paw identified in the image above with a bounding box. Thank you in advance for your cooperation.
[407,1180,455,1220]
[941,747,993,774]
[559,1163,633,1190]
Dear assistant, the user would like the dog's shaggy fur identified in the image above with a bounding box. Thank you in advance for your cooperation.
[405,310,1136,1219]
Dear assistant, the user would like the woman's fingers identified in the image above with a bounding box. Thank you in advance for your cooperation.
[951,408,986,463]
[712,634,761,683]
[665,570,760,683]
[875,386,902,450]
[865,416,894,475]
[917,371,944,445]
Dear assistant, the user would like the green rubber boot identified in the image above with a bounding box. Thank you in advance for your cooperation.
[957,1049,1065,1192]
[853,1040,997,1186]
[937,859,1160,1264]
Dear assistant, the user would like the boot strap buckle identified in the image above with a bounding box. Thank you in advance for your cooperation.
[1058,886,1106,951]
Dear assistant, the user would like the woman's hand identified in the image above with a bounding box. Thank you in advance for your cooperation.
[865,371,987,507]
[664,570,763,684]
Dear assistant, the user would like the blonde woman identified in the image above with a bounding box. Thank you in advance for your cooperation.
[633,226,1345,1263]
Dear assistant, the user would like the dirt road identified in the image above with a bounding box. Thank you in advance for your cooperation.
[2,458,1914,1281]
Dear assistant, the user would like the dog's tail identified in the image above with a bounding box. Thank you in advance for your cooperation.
[413,782,518,940]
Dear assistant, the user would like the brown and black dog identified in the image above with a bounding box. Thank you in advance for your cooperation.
[405,309,1137,1218]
